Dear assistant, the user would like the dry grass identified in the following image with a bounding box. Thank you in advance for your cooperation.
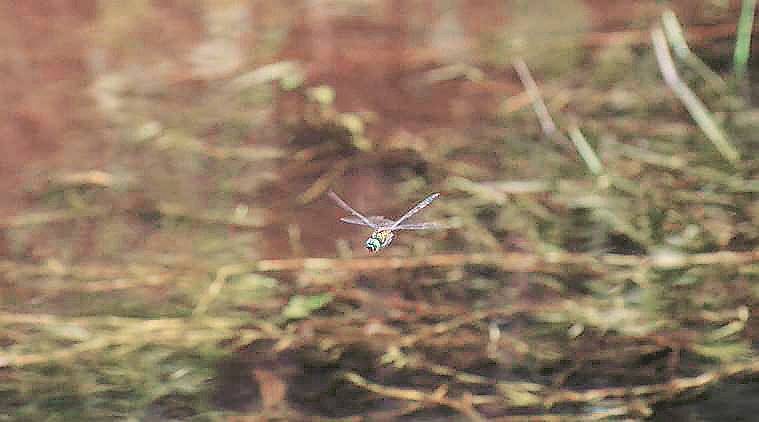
[1,2,758,421]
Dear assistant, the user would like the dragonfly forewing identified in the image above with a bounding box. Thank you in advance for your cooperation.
[389,193,440,230]
[392,222,445,230]
[328,191,376,228]
[340,216,394,227]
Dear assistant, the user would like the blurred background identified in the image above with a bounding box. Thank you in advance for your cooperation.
[1,1,758,420]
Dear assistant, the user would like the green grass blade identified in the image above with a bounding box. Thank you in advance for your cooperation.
[734,0,757,80]
[568,124,604,176]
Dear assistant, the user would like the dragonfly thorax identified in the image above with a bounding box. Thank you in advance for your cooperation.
[366,230,394,252]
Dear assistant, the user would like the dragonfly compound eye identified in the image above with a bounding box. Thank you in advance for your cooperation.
[365,238,381,252]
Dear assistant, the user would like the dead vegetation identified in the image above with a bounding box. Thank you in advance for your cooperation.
[1,1,758,421]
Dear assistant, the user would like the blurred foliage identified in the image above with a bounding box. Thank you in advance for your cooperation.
[1,1,759,421]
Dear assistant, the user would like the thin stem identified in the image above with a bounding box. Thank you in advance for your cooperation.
[651,27,740,164]
[734,0,757,80]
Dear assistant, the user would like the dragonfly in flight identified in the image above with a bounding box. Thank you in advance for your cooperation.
[328,191,444,252]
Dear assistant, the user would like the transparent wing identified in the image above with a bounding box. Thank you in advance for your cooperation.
[340,216,394,227]
[392,222,445,230]
[328,191,376,228]
[389,193,441,230]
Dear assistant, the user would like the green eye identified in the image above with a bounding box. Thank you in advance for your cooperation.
[365,238,381,251]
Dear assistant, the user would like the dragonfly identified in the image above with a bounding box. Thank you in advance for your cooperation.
[328,191,443,252]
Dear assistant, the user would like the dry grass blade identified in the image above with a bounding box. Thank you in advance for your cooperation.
[661,10,728,91]
[567,122,605,176]
[3,250,758,282]
[344,372,491,422]
[651,26,740,164]
[0,207,110,228]
[513,58,559,139]
[546,359,759,406]
[249,250,759,273]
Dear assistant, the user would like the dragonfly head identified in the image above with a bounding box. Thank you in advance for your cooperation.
[365,237,382,252]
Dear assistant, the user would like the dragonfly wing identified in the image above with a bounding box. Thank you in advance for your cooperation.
[389,193,440,230]
[328,191,376,228]
[369,216,395,227]
[340,216,394,227]
[392,222,445,230]
[340,217,372,226]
